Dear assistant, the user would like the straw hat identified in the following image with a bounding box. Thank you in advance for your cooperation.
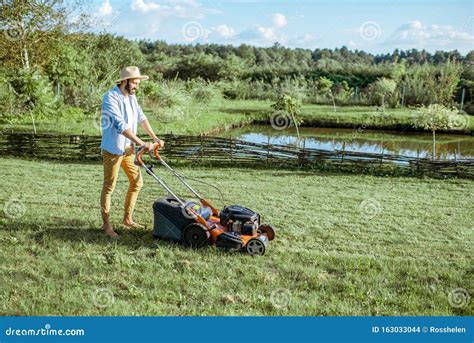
[114,66,149,84]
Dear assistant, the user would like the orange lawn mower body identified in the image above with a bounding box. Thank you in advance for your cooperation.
[134,144,275,256]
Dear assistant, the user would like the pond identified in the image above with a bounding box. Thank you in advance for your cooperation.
[220,125,474,160]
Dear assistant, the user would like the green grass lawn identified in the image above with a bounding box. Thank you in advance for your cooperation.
[1,157,472,316]
[2,99,472,136]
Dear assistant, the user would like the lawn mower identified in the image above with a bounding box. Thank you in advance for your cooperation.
[134,144,275,256]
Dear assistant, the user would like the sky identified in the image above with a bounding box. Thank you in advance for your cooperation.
[87,0,474,54]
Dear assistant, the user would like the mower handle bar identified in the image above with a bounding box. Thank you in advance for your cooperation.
[134,141,220,217]
[134,143,162,167]
[134,142,202,199]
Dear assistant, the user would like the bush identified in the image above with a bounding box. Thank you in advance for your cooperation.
[188,79,222,104]
[141,81,162,107]
[370,77,398,110]
[218,79,250,100]
[279,76,307,103]
[0,76,16,116]
[154,80,190,108]
[61,106,87,121]
[402,62,462,106]
[250,79,275,100]
[333,80,352,104]
[7,68,59,118]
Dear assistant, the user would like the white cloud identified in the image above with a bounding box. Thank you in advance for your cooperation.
[272,13,287,28]
[121,0,218,39]
[236,27,319,48]
[234,13,289,45]
[385,20,474,50]
[210,13,318,48]
[257,26,278,41]
[213,24,236,39]
[97,0,113,17]
[293,33,316,43]
[286,33,319,48]
[237,25,280,45]
[398,20,423,31]
[130,0,211,19]
[131,0,161,13]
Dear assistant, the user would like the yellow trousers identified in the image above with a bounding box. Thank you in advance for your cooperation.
[100,147,143,221]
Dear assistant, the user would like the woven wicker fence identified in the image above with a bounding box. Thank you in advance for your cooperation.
[1,132,473,178]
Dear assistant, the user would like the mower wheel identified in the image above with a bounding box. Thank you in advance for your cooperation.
[257,224,275,241]
[246,238,266,256]
[183,223,210,248]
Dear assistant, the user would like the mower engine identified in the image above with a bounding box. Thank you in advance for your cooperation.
[216,204,274,255]
[219,205,260,235]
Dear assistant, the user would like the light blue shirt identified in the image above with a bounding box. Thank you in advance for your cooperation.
[100,86,147,155]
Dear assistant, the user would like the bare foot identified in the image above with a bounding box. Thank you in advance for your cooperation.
[102,222,118,238]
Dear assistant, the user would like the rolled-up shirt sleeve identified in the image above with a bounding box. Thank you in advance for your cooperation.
[102,94,129,134]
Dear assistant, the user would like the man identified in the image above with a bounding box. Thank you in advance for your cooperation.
[100,66,164,238]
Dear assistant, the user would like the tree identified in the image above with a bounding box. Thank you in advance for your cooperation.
[45,40,91,88]
[465,50,474,64]
[81,33,145,83]
[315,58,342,72]
[0,0,87,71]
[317,77,336,112]
[425,61,462,106]
[371,78,397,112]
[0,0,91,123]
[271,94,302,139]
[412,104,459,160]
[217,54,247,80]
[403,62,462,106]
[334,80,351,104]
[174,53,222,81]
[8,67,59,132]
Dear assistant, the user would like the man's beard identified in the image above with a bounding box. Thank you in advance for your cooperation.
[125,81,137,95]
